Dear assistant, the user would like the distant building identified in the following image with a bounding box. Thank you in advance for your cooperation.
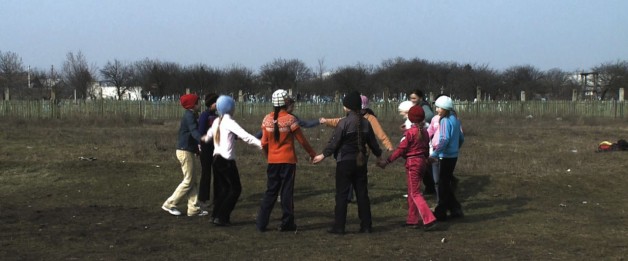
[89,81,142,100]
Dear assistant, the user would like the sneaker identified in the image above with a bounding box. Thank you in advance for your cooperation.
[189,210,209,217]
[162,206,182,216]
[212,218,231,226]
[278,224,298,232]
[450,209,464,219]
[327,227,345,235]
[423,221,438,231]
[401,223,420,229]
[359,227,372,233]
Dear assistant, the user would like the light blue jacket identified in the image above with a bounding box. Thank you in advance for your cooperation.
[430,114,464,158]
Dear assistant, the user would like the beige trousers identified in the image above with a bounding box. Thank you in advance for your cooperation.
[162,150,201,215]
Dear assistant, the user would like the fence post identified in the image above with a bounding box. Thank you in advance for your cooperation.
[4,88,9,101]
[572,89,578,101]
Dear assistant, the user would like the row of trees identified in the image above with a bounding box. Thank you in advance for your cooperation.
[1,50,627,101]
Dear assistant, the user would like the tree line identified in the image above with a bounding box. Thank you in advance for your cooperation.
[1,50,627,101]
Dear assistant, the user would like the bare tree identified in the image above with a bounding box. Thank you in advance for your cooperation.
[332,63,374,93]
[592,60,628,100]
[180,64,223,95]
[100,59,135,100]
[0,51,26,91]
[133,59,182,99]
[502,65,544,100]
[317,57,327,79]
[259,58,313,96]
[62,51,96,99]
[221,64,255,99]
[541,68,573,100]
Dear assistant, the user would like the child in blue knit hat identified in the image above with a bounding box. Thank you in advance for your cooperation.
[201,95,262,226]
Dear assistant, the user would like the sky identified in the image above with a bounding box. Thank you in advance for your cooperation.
[2,0,627,73]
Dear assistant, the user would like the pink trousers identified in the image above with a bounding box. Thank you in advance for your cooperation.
[405,157,436,225]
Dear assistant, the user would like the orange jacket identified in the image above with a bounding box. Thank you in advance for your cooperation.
[261,110,317,163]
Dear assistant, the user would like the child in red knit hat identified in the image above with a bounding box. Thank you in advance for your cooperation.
[378,105,437,231]
[162,94,209,217]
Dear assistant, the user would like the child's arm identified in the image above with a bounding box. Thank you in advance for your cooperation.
[319,117,341,127]
[366,115,393,151]
[229,120,262,149]
[293,115,320,129]
[293,127,317,159]
[312,121,344,164]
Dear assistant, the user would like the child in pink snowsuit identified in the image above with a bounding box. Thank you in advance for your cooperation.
[378,105,437,230]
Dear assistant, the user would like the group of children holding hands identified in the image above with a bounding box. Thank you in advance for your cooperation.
[161,89,464,235]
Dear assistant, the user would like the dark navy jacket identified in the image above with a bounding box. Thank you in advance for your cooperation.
[177,110,202,153]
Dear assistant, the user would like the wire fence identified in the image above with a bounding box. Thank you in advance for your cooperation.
[1,100,626,120]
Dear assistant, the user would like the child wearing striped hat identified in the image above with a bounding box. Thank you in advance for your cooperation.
[256,89,317,232]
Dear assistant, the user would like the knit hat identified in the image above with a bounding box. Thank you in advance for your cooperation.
[204,93,219,108]
[180,94,199,110]
[272,89,289,107]
[408,105,425,123]
[216,95,235,116]
[360,95,369,109]
[342,91,362,111]
[398,101,414,113]
[435,96,454,111]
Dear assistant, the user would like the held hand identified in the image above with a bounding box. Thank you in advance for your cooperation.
[201,135,208,143]
[428,157,438,164]
[319,118,327,124]
[376,160,387,169]
[312,154,325,164]
[387,147,394,152]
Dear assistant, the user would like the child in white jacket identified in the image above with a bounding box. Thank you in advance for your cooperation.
[201,95,262,226]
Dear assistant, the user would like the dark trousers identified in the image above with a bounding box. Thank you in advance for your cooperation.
[434,157,462,219]
[333,160,372,230]
[423,166,436,193]
[256,164,296,230]
[211,156,241,222]
[197,144,214,203]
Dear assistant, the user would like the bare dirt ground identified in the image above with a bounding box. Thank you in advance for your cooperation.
[1,115,627,260]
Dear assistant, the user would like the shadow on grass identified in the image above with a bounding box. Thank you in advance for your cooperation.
[456,174,530,223]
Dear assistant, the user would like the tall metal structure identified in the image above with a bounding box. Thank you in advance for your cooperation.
[580,72,599,100]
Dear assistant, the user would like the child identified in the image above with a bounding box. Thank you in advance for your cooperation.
[408,89,436,194]
[408,89,435,124]
[197,93,219,210]
[398,100,414,131]
[162,94,209,217]
[429,95,464,221]
[253,97,320,140]
[201,95,262,226]
[320,95,394,152]
[319,95,393,203]
[397,100,415,199]
[427,94,446,201]
[312,91,383,234]
[378,105,437,231]
[256,89,317,232]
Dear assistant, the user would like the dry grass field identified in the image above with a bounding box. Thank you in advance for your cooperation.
[1,112,627,260]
